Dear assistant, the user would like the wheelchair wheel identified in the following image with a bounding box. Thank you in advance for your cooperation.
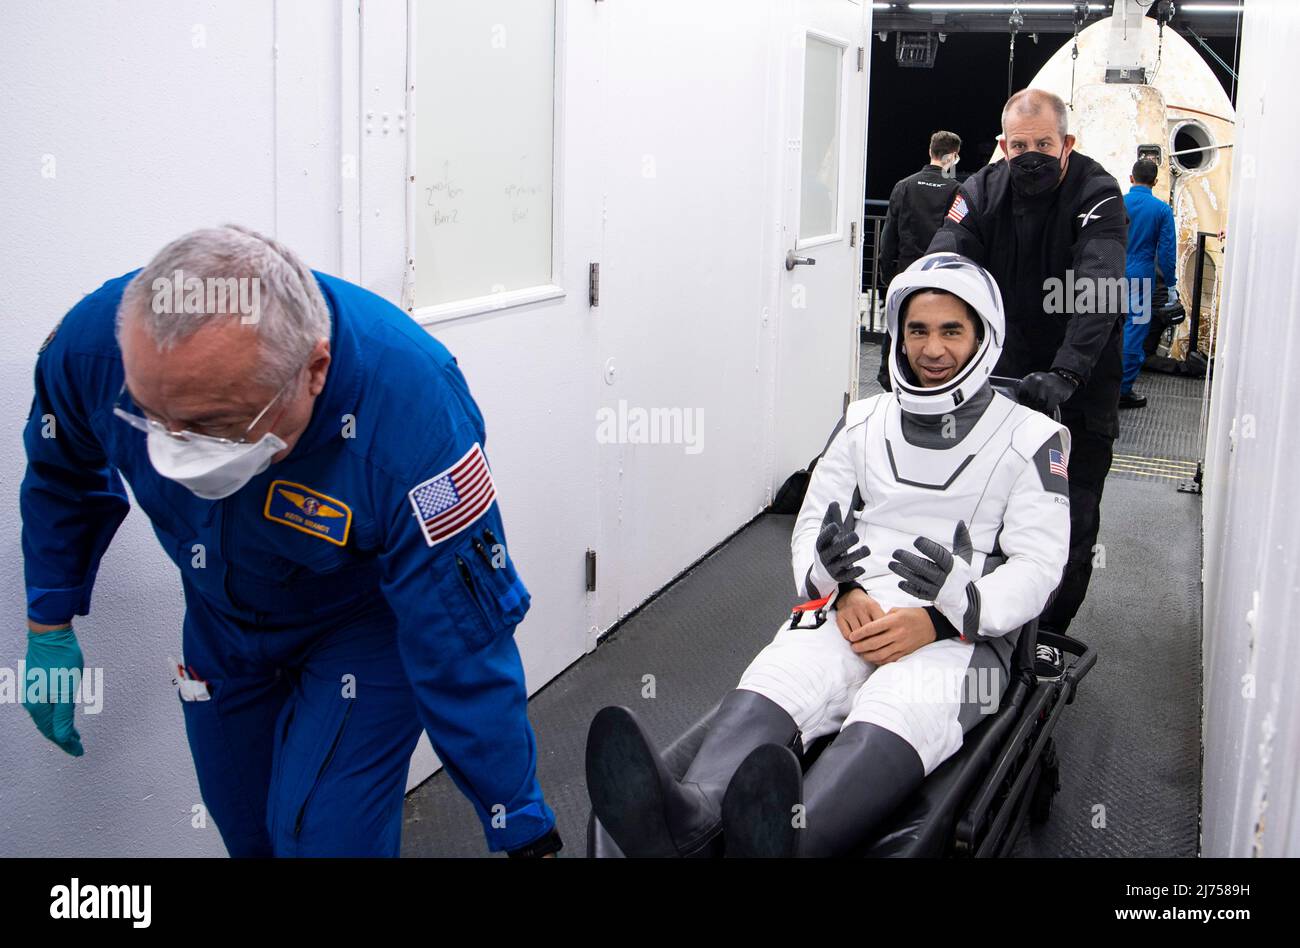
[1029,739,1060,825]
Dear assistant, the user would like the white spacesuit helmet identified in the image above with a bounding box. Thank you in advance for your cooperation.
[885,252,1006,416]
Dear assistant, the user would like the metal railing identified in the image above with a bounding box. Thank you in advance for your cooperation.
[861,199,889,335]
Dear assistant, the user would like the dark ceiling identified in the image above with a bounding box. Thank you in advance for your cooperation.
[865,4,1245,201]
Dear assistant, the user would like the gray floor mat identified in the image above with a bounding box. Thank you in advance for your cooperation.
[401,516,798,858]
[1009,474,1202,857]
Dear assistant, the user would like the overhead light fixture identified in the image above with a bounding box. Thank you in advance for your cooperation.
[896,31,941,66]
[1179,3,1244,12]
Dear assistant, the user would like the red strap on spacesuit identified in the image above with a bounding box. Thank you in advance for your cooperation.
[791,594,832,613]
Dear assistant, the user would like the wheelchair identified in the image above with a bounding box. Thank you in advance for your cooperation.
[587,377,1098,857]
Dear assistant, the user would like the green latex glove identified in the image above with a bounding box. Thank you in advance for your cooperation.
[23,625,85,757]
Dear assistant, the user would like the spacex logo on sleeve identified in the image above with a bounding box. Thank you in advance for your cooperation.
[1076,195,1118,226]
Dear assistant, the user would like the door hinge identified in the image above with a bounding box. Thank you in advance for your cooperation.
[589,262,600,307]
[857,47,865,72]
[586,549,597,592]
[850,221,857,247]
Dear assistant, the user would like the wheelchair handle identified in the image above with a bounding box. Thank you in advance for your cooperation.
[989,375,1023,396]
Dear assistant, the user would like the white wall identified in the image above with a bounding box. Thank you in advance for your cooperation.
[0,0,864,855]
[1201,0,1300,857]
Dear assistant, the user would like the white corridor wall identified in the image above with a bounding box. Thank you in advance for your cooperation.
[1201,0,1300,858]
[0,0,867,856]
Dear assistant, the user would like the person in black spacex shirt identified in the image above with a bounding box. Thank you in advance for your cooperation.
[879,130,963,285]
[876,130,963,388]
[927,89,1128,672]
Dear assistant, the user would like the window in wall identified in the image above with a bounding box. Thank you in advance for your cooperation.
[798,35,842,241]
[413,0,556,311]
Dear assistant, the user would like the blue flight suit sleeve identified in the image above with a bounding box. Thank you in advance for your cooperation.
[1158,202,1178,290]
[374,357,554,853]
[20,322,131,625]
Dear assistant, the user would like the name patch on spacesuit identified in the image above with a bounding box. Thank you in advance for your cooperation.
[263,480,353,546]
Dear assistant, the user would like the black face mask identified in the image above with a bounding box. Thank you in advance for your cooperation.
[1009,150,1062,198]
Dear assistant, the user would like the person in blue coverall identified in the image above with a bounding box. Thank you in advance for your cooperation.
[1120,159,1178,409]
[19,224,561,858]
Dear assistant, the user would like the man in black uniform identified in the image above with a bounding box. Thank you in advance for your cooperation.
[876,131,962,388]
[927,89,1128,674]
[880,130,963,284]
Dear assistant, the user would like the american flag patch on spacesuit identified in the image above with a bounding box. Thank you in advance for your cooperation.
[407,443,497,547]
[946,194,968,223]
[1048,448,1069,480]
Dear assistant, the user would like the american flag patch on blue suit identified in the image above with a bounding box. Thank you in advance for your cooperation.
[408,442,498,546]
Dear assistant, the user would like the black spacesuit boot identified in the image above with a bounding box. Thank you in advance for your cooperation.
[721,743,803,857]
[723,722,924,858]
[585,689,800,857]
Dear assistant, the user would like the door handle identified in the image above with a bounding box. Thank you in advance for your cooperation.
[785,251,817,271]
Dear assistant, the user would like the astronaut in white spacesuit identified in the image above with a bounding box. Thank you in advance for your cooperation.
[586,253,1071,858]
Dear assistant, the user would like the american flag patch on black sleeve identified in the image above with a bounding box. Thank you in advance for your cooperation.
[1048,448,1069,480]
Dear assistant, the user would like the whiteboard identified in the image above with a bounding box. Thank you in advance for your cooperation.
[414,0,556,308]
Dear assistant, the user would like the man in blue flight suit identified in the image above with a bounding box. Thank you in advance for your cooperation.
[1120,158,1179,409]
[19,224,561,858]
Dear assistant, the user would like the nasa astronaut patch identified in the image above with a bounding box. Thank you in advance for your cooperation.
[263,480,353,546]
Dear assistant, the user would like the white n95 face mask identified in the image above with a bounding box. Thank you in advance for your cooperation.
[146,428,287,500]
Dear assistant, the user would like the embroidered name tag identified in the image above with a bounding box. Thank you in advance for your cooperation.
[263,480,352,546]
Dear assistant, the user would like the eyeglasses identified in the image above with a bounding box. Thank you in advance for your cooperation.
[112,377,293,446]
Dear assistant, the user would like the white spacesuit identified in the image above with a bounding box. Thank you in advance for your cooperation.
[741,254,1072,775]
[586,253,1072,858]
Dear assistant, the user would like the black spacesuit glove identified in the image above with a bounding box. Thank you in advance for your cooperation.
[808,502,871,595]
[1019,369,1079,414]
[888,521,982,642]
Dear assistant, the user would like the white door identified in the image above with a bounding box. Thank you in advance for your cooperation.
[771,0,868,482]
